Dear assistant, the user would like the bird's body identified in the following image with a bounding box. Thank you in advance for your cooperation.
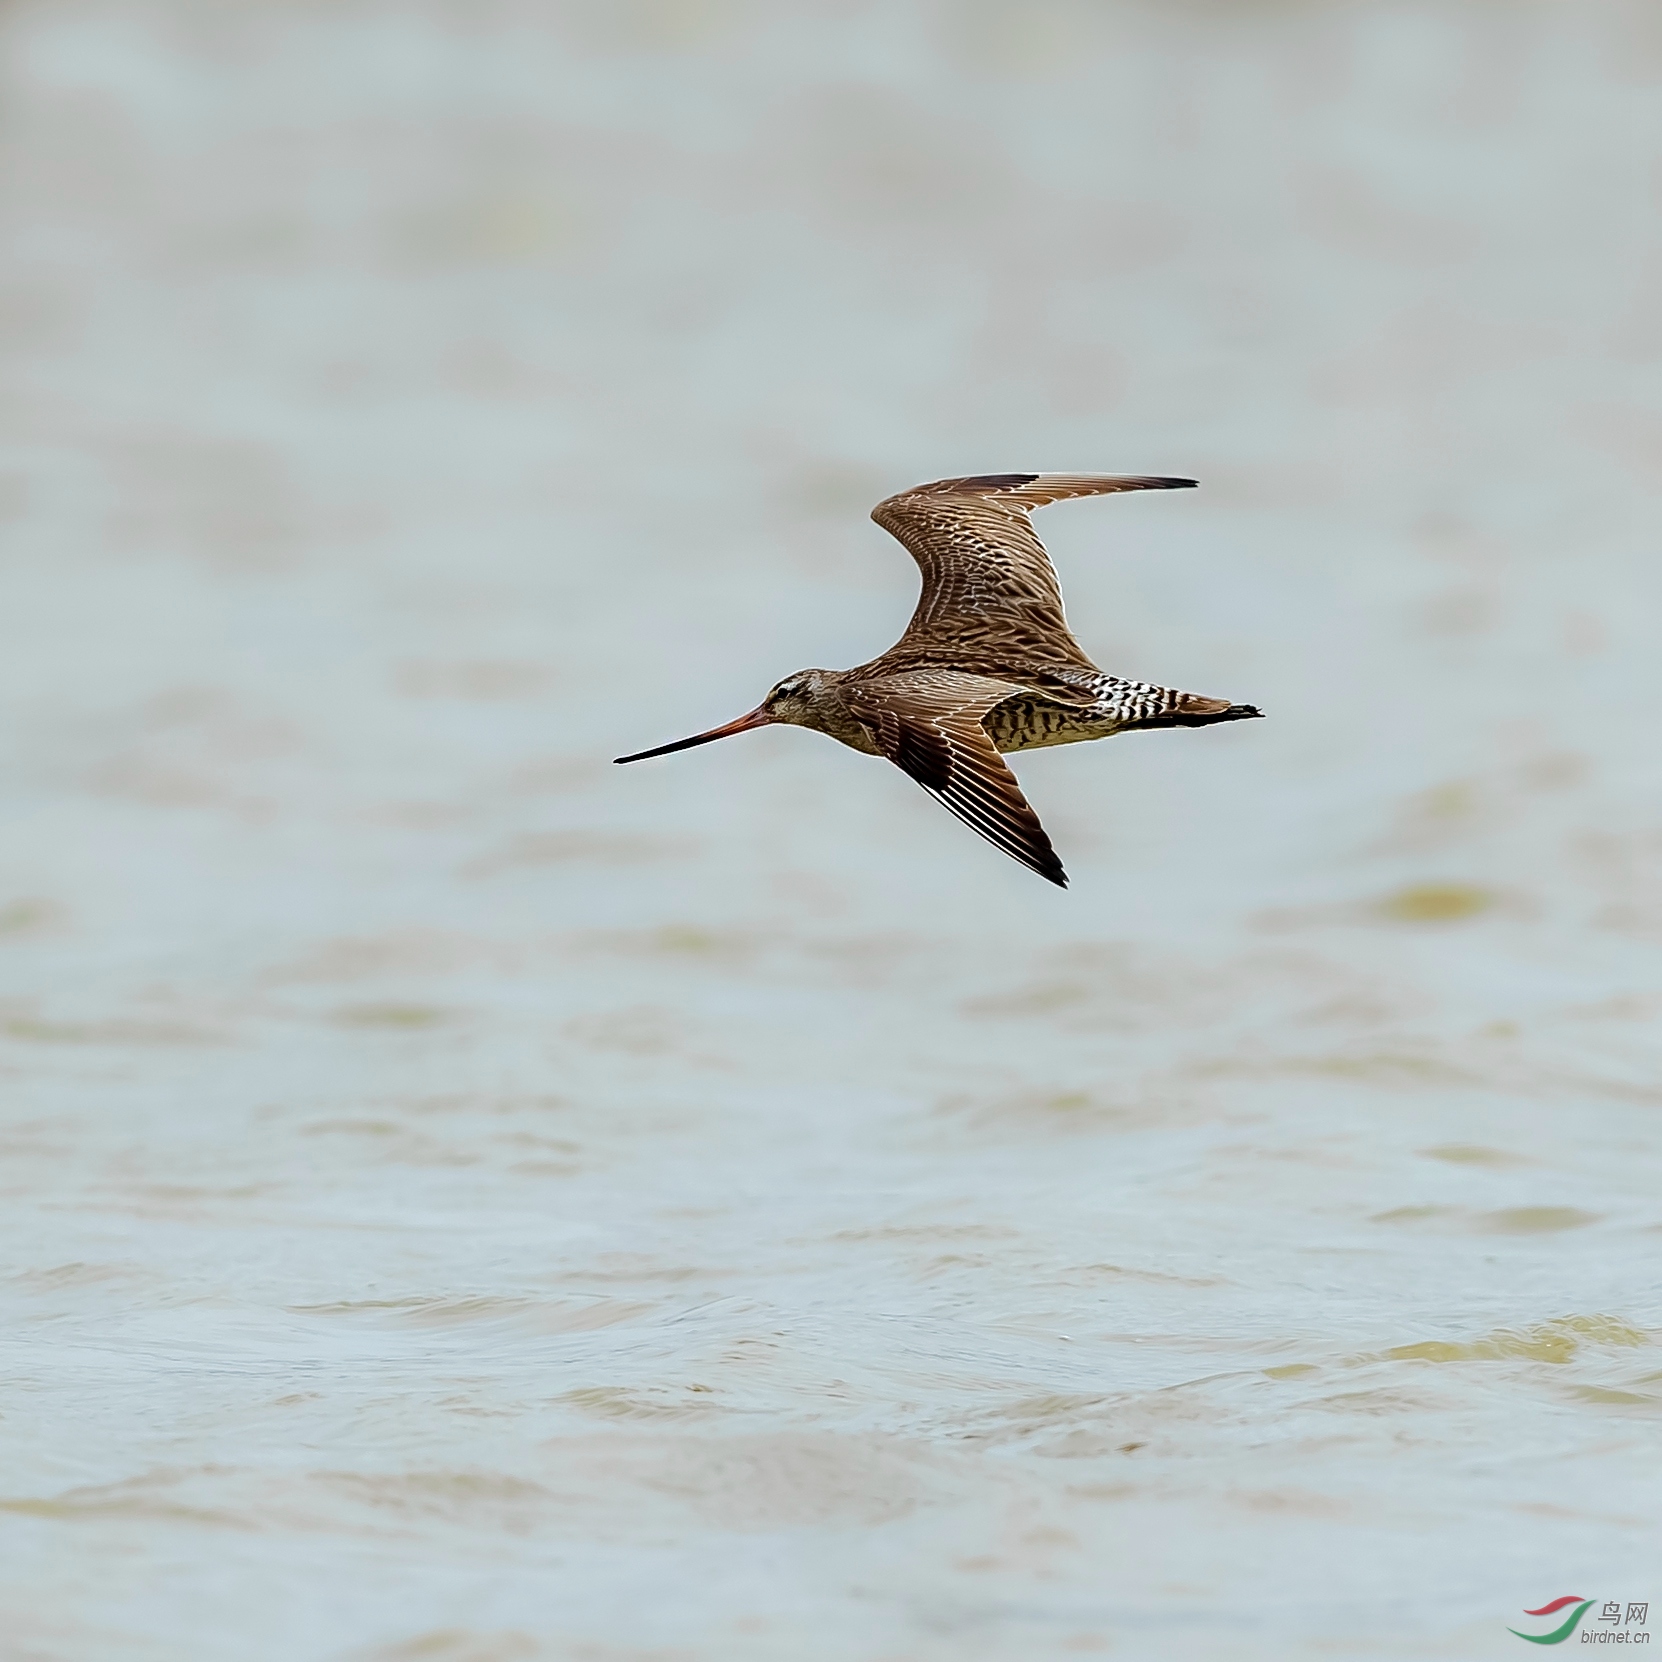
[616,472,1261,887]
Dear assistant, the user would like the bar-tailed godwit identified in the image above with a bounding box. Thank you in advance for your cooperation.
[616,473,1260,887]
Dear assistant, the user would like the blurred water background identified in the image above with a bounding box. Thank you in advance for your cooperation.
[2,1,1661,1657]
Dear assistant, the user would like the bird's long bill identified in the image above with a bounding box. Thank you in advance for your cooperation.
[613,705,774,764]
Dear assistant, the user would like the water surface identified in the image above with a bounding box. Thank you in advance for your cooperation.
[1,3,1660,1656]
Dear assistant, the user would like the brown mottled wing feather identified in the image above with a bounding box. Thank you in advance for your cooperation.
[870,472,1195,666]
[842,671,1067,887]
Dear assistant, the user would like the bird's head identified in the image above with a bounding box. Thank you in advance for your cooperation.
[758,668,834,727]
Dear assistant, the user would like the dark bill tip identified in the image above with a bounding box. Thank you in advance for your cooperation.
[613,705,774,764]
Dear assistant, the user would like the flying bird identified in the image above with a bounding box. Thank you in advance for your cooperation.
[615,472,1260,887]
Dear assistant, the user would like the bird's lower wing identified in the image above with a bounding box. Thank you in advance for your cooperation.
[843,672,1067,888]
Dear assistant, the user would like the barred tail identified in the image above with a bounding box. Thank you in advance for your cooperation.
[1122,693,1263,730]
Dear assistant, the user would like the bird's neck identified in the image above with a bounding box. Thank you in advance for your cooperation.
[801,675,882,755]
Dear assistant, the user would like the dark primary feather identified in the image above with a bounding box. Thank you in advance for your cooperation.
[868,472,1195,672]
[842,671,1067,887]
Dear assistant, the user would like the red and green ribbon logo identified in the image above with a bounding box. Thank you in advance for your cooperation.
[1511,1598,1594,1645]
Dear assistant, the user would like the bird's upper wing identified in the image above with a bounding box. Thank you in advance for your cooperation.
[841,670,1066,887]
[870,472,1194,663]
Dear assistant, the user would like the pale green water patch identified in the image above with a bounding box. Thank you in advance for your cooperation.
[1368,1316,1649,1368]
[1374,883,1497,924]
[1419,1143,1529,1167]
[1371,1205,1603,1233]
[1476,1207,1601,1234]
[0,900,63,936]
